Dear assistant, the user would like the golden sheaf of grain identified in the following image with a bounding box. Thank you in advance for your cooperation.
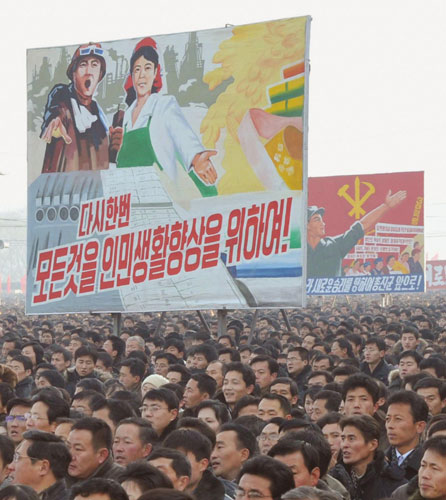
[201,18,307,194]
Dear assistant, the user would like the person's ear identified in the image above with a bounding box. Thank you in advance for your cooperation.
[240,447,250,463]
[416,420,426,435]
[198,457,209,473]
[97,447,109,464]
[369,439,379,453]
[170,408,179,422]
[142,443,152,458]
[177,475,190,492]
[247,385,254,395]
[39,458,51,476]
[310,466,320,486]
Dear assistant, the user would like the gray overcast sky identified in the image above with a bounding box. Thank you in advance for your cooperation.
[1,0,445,256]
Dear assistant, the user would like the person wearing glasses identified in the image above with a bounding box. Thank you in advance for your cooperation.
[140,388,179,441]
[5,398,32,446]
[9,430,71,500]
[235,455,295,500]
[25,391,70,434]
[40,43,123,173]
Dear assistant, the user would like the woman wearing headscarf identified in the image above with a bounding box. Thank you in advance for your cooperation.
[117,37,217,196]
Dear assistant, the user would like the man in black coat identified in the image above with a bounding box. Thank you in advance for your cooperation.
[330,415,407,500]
[9,430,70,500]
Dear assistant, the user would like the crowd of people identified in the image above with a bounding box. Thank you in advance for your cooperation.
[0,293,445,500]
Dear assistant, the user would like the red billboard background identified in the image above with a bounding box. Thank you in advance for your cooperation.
[308,172,424,236]
[307,171,424,295]
[426,260,446,290]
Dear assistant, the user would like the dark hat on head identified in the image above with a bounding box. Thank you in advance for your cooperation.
[307,206,325,221]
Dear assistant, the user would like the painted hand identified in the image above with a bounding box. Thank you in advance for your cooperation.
[41,117,72,144]
[109,126,124,151]
[385,190,407,208]
[192,150,218,184]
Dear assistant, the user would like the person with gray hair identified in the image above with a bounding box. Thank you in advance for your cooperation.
[282,486,339,500]
[125,336,146,356]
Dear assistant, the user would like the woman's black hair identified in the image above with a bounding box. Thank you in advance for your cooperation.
[126,45,160,105]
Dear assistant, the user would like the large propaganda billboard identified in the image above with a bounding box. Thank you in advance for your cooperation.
[26,17,310,313]
[307,172,424,295]
[426,261,446,291]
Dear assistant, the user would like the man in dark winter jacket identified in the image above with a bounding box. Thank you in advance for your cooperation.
[331,415,407,500]
[385,391,428,481]
[164,428,228,500]
[9,430,70,500]
[394,436,446,500]
[9,355,34,398]
[287,347,312,400]
[360,337,393,385]
[65,417,122,487]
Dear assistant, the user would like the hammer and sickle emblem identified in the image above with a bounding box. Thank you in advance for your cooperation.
[337,176,375,219]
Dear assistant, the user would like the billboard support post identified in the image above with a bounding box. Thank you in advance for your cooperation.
[196,311,211,335]
[155,312,166,336]
[280,309,292,332]
[217,309,228,338]
[248,309,259,344]
[112,313,121,337]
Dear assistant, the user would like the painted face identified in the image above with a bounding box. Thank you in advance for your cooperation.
[73,56,102,100]
[307,214,325,239]
[132,55,156,98]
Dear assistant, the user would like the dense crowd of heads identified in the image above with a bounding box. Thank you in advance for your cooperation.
[0,294,445,499]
